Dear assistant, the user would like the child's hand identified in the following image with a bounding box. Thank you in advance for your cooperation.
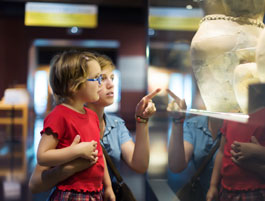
[76,140,98,161]
[206,186,218,201]
[230,136,260,161]
[103,185,115,201]
[61,136,98,174]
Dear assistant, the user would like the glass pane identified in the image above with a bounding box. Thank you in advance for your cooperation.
[147,0,265,200]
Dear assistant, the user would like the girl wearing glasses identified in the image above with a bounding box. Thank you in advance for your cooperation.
[35,51,115,201]
[29,53,160,200]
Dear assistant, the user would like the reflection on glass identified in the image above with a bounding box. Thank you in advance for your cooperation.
[149,7,203,31]
[168,73,193,109]
[148,1,265,200]
[148,67,169,95]
[211,109,265,199]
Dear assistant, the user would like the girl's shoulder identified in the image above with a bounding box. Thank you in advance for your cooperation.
[185,115,207,127]
[45,105,68,120]
[105,113,125,125]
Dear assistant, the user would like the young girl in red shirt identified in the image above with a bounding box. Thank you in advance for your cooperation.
[207,111,265,201]
[36,51,115,201]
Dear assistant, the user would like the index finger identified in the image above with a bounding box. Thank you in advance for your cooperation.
[166,88,181,102]
[145,88,161,100]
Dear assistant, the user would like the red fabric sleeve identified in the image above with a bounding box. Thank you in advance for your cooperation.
[40,108,66,140]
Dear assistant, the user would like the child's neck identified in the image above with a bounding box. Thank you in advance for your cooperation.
[62,101,85,114]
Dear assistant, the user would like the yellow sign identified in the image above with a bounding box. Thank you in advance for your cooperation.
[149,16,201,31]
[149,7,203,31]
[25,2,97,28]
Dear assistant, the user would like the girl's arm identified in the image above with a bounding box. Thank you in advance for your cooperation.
[29,159,96,193]
[29,164,69,193]
[168,121,194,173]
[121,88,161,173]
[232,157,265,180]
[206,135,225,201]
[31,135,80,193]
[102,156,115,201]
[167,88,193,173]
[231,135,265,180]
[121,122,150,174]
[30,135,98,193]
[37,134,97,166]
[231,136,265,162]
[249,162,265,180]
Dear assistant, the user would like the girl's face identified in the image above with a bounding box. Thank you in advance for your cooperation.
[96,66,115,107]
[77,60,102,103]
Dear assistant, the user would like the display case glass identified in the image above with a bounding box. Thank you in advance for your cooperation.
[147,0,265,200]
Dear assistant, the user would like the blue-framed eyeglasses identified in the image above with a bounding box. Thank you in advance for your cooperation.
[87,75,102,85]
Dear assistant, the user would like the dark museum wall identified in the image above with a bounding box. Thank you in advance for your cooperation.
[0,3,148,130]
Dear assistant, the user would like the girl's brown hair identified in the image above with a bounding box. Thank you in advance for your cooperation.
[49,50,98,104]
[94,53,115,71]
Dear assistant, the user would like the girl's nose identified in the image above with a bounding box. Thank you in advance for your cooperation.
[106,79,114,88]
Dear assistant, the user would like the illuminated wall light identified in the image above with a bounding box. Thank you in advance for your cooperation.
[149,7,203,31]
[105,69,121,113]
[148,28,155,36]
[67,26,82,35]
[186,5,193,10]
[146,46,150,59]
[34,70,48,116]
[25,3,98,28]
[71,26,78,33]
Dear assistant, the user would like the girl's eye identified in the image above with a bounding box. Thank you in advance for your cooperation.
[100,74,114,82]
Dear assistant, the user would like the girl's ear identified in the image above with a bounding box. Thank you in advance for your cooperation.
[69,81,85,97]
[67,84,76,99]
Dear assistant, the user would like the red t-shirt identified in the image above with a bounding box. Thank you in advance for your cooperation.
[40,104,104,192]
[221,118,265,191]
